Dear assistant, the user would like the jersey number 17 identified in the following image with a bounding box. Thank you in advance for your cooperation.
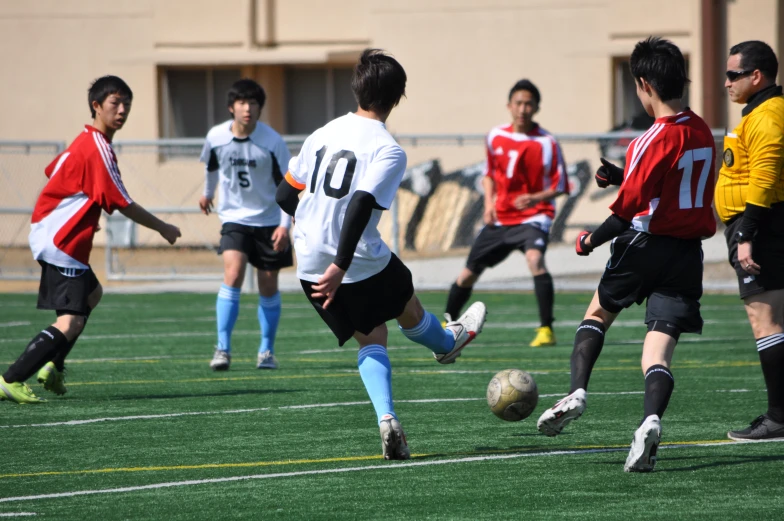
[677,147,713,210]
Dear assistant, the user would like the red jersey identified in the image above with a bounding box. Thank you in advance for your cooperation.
[485,124,568,227]
[29,126,133,268]
[610,110,716,240]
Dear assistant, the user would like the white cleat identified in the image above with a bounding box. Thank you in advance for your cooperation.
[256,351,279,370]
[438,302,487,364]
[537,388,587,437]
[379,414,410,460]
[210,348,231,371]
[624,415,661,473]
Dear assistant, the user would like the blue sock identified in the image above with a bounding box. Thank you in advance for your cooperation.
[216,284,241,352]
[400,311,456,354]
[258,292,282,354]
[358,345,396,425]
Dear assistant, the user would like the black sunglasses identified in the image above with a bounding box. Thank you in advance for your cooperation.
[726,69,753,82]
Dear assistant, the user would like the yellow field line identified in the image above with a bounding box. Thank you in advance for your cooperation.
[0,439,735,480]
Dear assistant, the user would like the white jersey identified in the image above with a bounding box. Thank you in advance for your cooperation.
[287,113,407,283]
[200,120,292,227]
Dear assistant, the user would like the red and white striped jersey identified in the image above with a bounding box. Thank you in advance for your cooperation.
[609,110,717,240]
[29,125,133,268]
[485,123,568,229]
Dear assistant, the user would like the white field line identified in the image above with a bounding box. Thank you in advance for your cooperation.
[2,439,781,504]
[0,390,756,430]
[0,514,37,517]
[0,322,31,328]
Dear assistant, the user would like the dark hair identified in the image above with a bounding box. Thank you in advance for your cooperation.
[730,40,779,81]
[351,49,407,114]
[88,76,133,118]
[227,79,266,109]
[629,36,689,101]
[508,79,541,105]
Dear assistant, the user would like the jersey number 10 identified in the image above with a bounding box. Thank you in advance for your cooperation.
[310,146,357,199]
[678,148,713,210]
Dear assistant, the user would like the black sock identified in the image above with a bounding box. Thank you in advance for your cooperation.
[643,365,674,419]
[569,320,605,393]
[52,316,88,371]
[445,283,472,319]
[757,334,784,423]
[533,273,554,327]
[3,326,69,383]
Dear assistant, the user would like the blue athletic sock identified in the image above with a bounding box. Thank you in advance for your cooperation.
[258,292,282,354]
[399,311,456,354]
[357,345,396,425]
[216,284,241,353]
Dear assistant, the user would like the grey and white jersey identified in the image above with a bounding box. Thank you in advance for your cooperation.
[200,120,292,227]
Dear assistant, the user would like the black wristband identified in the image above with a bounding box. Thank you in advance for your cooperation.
[590,213,632,248]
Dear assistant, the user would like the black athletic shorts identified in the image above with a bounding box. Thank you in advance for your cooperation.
[301,253,415,346]
[37,260,100,316]
[724,203,784,299]
[218,223,294,271]
[466,223,549,275]
[598,229,704,334]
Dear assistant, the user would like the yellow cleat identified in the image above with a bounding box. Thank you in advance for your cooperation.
[37,361,67,395]
[530,326,556,347]
[0,376,46,404]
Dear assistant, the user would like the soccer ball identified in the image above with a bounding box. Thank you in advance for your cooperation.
[486,369,538,421]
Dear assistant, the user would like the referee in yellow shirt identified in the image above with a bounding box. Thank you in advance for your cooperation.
[717,40,784,441]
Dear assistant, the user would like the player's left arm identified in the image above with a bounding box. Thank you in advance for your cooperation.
[270,138,294,251]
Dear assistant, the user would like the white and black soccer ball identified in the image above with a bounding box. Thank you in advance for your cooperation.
[486,369,538,421]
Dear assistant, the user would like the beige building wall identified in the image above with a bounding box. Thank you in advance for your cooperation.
[2,0,779,143]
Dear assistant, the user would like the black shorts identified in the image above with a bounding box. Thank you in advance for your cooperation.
[466,223,549,275]
[301,253,415,346]
[218,223,293,271]
[37,260,100,316]
[724,204,784,299]
[598,230,704,334]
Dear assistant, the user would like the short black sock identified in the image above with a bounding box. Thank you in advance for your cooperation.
[3,326,68,383]
[445,282,473,320]
[533,273,554,327]
[757,334,784,423]
[569,319,605,393]
[643,364,674,419]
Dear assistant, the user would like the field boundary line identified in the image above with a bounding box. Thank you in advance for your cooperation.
[2,439,782,504]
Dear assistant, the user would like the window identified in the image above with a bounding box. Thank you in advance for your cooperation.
[612,57,690,129]
[160,68,242,138]
[284,66,355,135]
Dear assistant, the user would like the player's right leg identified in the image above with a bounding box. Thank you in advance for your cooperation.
[537,291,618,436]
[211,244,248,371]
[398,294,486,365]
[445,225,509,325]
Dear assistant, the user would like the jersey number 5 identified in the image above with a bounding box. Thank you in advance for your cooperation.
[677,148,713,209]
[310,146,357,199]
[237,171,251,189]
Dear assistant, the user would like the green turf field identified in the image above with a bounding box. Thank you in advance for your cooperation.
[1,291,783,520]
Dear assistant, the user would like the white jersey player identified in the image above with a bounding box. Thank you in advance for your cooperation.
[276,49,487,460]
[199,79,292,372]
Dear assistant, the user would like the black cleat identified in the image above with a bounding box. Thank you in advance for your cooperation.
[728,414,784,441]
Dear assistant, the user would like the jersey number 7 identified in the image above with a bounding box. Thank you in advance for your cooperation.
[310,146,357,199]
[677,148,713,210]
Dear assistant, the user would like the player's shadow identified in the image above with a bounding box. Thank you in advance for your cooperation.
[656,453,784,472]
[111,389,300,401]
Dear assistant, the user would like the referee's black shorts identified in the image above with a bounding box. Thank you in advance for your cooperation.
[724,202,784,299]
[301,253,415,346]
[598,229,704,334]
[466,223,548,275]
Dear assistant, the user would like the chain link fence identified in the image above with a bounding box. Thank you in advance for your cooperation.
[0,132,726,282]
